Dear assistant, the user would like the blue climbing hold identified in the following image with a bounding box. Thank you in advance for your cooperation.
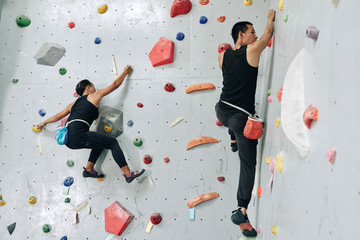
[199,16,208,24]
[38,109,46,117]
[63,177,74,187]
[94,37,101,44]
[60,236,68,240]
[176,32,185,41]
[127,120,134,127]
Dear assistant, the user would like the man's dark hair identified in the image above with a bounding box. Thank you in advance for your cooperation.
[231,21,253,44]
[75,79,92,96]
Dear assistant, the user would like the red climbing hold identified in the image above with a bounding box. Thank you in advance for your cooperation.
[216,120,223,126]
[104,201,134,236]
[218,43,232,53]
[217,176,225,182]
[170,0,192,18]
[150,213,162,225]
[303,104,318,129]
[68,22,75,29]
[267,37,273,47]
[148,37,175,67]
[164,157,170,163]
[164,83,175,92]
[143,155,152,164]
[137,103,144,108]
[277,87,283,102]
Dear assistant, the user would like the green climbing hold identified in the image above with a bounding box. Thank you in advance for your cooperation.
[64,197,71,203]
[283,14,288,22]
[66,160,74,167]
[267,89,271,96]
[59,67,67,75]
[42,224,51,233]
[133,137,143,147]
[12,79,19,83]
[16,15,31,27]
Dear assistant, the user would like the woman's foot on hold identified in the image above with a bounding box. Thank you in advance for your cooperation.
[231,141,238,152]
[123,169,145,183]
[231,208,257,237]
[82,167,105,178]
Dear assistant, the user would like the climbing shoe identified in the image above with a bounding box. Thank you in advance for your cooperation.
[124,169,145,183]
[82,167,105,178]
[231,208,257,237]
[231,142,238,152]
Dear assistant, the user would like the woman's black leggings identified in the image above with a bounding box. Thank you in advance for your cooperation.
[215,104,258,209]
[66,131,128,168]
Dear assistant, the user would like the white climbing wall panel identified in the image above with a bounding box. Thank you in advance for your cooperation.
[0,0,269,239]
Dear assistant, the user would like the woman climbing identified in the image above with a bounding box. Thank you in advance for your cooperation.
[38,65,145,183]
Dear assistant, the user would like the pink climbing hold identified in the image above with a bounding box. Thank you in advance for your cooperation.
[137,103,144,108]
[148,37,175,67]
[327,148,336,164]
[267,96,273,103]
[143,155,152,164]
[303,104,319,129]
[68,21,75,29]
[218,43,232,53]
[73,92,79,98]
[216,120,223,126]
[277,87,283,102]
[164,157,170,163]
[164,83,175,92]
[170,0,192,18]
[61,117,68,125]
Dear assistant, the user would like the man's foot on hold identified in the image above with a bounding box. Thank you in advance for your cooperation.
[123,169,145,183]
[82,167,105,178]
[231,142,238,152]
[231,208,257,237]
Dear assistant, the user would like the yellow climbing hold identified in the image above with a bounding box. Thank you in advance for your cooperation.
[104,125,112,132]
[98,4,108,14]
[243,0,252,6]
[28,196,37,205]
[266,156,270,164]
[278,0,284,10]
[275,117,281,127]
[275,151,284,173]
[272,225,278,235]
[31,124,43,133]
[97,178,105,182]
[0,194,6,206]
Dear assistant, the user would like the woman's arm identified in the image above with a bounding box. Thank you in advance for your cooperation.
[38,101,75,127]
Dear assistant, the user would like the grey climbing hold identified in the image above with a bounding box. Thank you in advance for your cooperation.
[35,43,66,66]
[96,106,123,138]
[7,222,16,235]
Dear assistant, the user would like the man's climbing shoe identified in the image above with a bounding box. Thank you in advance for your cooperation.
[124,169,145,183]
[82,167,105,178]
[231,142,238,152]
[231,208,257,237]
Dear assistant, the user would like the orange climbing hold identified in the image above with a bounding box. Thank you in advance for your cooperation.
[187,136,219,150]
[303,104,318,129]
[217,16,226,22]
[257,187,262,197]
[186,83,216,94]
[277,87,283,102]
[199,0,209,5]
[148,37,174,67]
[170,0,192,18]
[187,192,219,208]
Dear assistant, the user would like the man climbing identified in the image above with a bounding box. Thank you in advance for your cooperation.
[215,9,275,237]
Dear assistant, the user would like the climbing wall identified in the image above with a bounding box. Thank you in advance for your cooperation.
[256,0,360,239]
[0,0,270,239]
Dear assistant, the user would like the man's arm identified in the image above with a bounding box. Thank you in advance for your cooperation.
[247,9,275,67]
[218,51,225,70]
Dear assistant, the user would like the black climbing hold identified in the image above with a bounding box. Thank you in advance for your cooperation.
[7,222,16,235]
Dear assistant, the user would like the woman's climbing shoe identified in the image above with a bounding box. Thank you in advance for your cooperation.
[124,169,145,183]
[231,142,238,152]
[231,209,257,237]
[82,167,105,178]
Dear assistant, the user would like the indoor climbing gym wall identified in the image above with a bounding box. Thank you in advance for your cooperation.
[0,0,359,240]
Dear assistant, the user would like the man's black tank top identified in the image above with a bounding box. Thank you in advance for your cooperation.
[219,45,258,114]
[67,95,99,134]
